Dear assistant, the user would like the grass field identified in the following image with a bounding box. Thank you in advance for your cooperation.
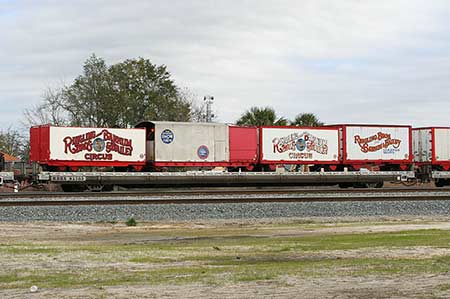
[2,219,450,298]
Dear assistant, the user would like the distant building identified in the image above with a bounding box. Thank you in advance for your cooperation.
[0,152,20,163]
[0,152,21,172]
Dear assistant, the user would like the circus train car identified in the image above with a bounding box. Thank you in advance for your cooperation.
[413,127,450,186]
[331,124,413,171]
[29,122,415,174]
[135,121,259,171]
[258,126,340,171]
[30,125,147,171]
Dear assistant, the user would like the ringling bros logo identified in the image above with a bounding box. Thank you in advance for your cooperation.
[272,131,328,160]
[354,132,401,154]
[63,129,133,161]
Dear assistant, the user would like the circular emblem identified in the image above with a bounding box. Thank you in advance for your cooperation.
[161,129,174,144]
[92,138,105,152]
[295,138,306,151]
[197,145,209,160]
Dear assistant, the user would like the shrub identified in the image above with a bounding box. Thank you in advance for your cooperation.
[126,217,137,226]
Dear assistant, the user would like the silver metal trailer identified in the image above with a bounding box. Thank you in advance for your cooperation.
[146,121,229,163]
[414,128,450,164]
[413,127,450,186]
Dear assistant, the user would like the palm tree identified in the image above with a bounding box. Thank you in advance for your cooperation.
[291,113,324,127]
[236,107,287,126]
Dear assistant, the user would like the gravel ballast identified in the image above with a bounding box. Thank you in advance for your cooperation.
[1,200,450,222]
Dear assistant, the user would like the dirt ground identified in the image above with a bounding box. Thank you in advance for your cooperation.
[3,276,450,299]
[2,217,450,299]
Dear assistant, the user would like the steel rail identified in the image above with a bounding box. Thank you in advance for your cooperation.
[1,190,450,206]
[0,187,449,199]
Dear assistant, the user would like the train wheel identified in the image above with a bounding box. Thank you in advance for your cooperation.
[338,183,352,188]
[61,184,84,192]
[86,184,105,192]
[366,182,384,188]
[435,179,448,187]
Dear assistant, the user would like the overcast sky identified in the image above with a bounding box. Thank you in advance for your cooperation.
[1,0,450,130]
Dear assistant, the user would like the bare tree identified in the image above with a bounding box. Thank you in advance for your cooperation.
[23,88,68,126]
[0,128,24,158]
[178,88,218,123]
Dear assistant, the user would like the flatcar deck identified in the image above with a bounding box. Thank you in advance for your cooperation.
[37,170,415,186]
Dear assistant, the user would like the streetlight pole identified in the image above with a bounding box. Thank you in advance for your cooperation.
[203,95,214,122]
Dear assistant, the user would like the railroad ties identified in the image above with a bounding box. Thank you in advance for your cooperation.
[1,187,450,206]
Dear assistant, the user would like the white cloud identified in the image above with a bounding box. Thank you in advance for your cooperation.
[1,0,450,129]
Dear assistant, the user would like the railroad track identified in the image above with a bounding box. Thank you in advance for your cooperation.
[1,187,450,206]
[0,186,449,198]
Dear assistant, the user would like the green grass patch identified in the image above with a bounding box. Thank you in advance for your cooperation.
[0,266,229,289]
[437,283,450,291]
[173,228,450,252]
[0,245,61,255]
[128,256,174,263]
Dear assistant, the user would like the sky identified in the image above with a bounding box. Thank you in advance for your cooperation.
[1,0,450,130]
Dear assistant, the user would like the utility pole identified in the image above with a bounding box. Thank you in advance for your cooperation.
[203,95,214,122]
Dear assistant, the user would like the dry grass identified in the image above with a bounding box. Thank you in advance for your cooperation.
[2,218,450,298]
